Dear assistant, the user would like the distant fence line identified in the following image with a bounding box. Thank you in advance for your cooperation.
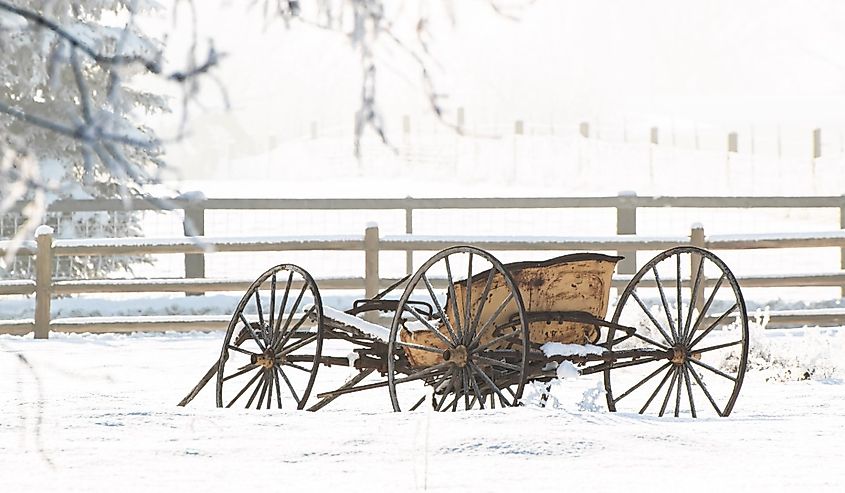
[1,221,845,338]
[258,112,840,159]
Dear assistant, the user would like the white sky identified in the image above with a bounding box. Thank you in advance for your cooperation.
[147,0,845,181]
[159,1,845,123]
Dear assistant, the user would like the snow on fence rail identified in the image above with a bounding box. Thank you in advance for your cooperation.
[6,192,845,277]
[1,223,845,338]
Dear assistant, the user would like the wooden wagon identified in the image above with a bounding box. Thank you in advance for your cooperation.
[180,246,749,417]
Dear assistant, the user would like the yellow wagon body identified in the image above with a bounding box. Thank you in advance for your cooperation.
[401,253,622,367]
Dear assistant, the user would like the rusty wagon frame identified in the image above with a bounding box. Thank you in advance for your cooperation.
[180,245,749,418]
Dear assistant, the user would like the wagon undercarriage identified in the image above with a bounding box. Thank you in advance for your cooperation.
[180,245,749,418]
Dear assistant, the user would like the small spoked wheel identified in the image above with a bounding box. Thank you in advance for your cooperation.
[387,246,530,411]
[216,264,324,410]
[604,246,749,417]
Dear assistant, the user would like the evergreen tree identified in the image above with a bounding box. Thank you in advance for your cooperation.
[0,0,167,278]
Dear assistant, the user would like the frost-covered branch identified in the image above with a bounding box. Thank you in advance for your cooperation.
[282,1,532,153]
[0,0,221,257]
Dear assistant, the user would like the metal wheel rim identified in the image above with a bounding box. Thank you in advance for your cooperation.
[216,264,324,410]
[604,246,749,417]
[387,246,530,412]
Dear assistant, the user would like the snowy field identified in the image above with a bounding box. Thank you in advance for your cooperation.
[2,326,843,492]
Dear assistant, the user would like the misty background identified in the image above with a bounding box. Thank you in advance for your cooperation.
[154,0,845,195]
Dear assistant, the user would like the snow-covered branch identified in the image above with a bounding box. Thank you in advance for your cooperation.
[0,0,220,257]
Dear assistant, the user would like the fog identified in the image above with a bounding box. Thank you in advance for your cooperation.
[155,0,845,184]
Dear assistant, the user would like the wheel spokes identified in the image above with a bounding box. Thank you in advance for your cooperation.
[684,273,726,346]
[245,371,267,409]
[444,256,463,339]
[694,340,744,354]
[402,302,453,349]
[652,266,679,343]
[275,306,317,353]
[395,340,446,355]
[606,247,748,418]
[222,363,259,382]
[470,292,515,348]
[658,367,680,417]
[276,366,301,406]
[689,303,738,349]
[612,362,672,404]
[630,290,673,347]
[638,366,674,414]
[225,370,263,408]
[463,253,474,344]
[683,254,705,341]
[254,289,265,329]
[422,274,459,343]
[272,271,294,347]
[688,357,737,382]
[239,313,267,352]
[674,366,683,417]
[685,362,724,416]
[683,364,697,418]
[468,361,511,407]
[676,254,683,345]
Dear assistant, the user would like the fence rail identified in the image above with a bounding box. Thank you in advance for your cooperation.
[7,192,845,279]
[2,221,845,338]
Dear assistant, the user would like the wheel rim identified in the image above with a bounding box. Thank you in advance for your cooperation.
[387,246,530,411]
[604,247,749,417]
[216,264,324,410]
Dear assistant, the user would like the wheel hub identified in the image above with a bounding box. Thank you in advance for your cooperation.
[252,351,277,369]
[442,345,468,367]
[670,345,686,365]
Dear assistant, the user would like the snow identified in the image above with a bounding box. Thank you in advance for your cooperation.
[53,234,364,249]
[321,305,391,341]
[34,225,53,237]
[556,361,581,379]
[709,230,845,243]
[541,342,606,358]
[381,234,688,245]
[1,329,843,492]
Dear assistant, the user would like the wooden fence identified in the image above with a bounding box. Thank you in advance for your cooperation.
[1,221,845,338]
[9,192,845,278]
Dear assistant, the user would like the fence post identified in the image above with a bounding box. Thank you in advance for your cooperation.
[183,200,206,296]
[364,221,380,294]
[34,226,54,339]
[728,132,738,153]
[364,223,380,323]
[579,122,590,139]
[841,196,845,297]
[616,191,637,275]
[650,127,659,145]
[813,128,822,159]
[690,223,706,311]
[404,198,413,275]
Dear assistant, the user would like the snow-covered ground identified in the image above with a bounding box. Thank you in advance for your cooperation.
[1,326,843,492]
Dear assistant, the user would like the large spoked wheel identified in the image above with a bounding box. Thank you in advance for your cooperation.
[387,246,530,411]
[604,247,749,417]
[216,264,324,410]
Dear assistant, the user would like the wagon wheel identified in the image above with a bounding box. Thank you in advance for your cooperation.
[387,246,530,411]
[604,247,749,417]
[216,264,324,410]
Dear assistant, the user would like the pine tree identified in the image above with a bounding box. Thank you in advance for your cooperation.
[0,1,167,279]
